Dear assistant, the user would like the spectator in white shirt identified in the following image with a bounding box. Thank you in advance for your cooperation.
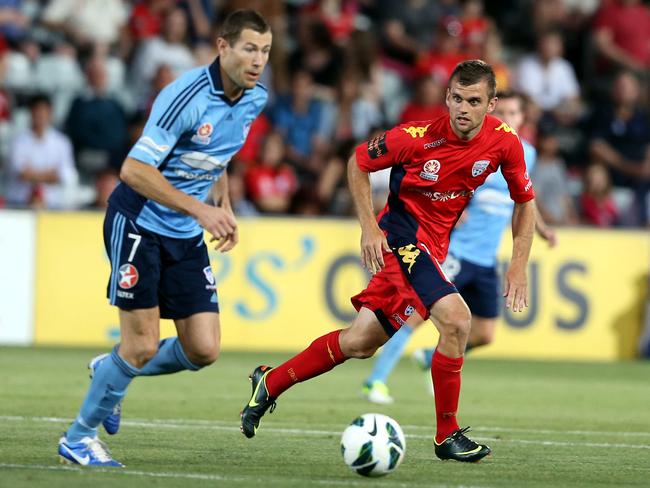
[130,8,196,103]
[515,29,582,126]
[6,94,78,209]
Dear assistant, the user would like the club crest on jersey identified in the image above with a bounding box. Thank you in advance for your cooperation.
[192,122,213,145]
[118,263,139,289]
[402,124,430,138]
[420,159,441,181]
[472,160,490,177]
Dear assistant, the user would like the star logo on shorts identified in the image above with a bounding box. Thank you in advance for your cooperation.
[118,263,139,289]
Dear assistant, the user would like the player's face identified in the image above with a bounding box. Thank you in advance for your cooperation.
[493,97,524,132]
[219,28,272,90]
[446,79,497,140]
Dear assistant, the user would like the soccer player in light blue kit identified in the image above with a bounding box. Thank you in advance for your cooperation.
[362,91,557,404]
[58,10,272,466]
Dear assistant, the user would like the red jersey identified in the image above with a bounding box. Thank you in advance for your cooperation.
[355,113,535,262]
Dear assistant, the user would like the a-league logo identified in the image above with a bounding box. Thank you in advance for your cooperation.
[118,263,139,289]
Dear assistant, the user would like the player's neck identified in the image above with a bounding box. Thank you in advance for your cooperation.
[219,65,245,102]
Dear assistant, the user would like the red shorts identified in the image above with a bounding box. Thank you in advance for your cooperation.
[351,245,457,336]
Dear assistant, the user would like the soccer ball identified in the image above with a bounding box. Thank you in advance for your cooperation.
[340,413,406,477]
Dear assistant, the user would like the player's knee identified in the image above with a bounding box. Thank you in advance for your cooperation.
[130,344,159,368]
[340,334,379,359]
[186,343,220,368]
[438,310,472,341]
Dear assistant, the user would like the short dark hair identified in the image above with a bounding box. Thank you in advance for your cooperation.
[219,9,270,45]
[449,60,497,99]
[28,93,51,109]
[496,89,525,107]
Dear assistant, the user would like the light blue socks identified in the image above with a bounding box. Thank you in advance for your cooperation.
[66,348,139,442]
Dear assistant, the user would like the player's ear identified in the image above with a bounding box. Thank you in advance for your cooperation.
[486,96,498,113]
[216,37,230,55]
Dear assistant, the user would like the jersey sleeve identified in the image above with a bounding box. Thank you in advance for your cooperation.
[128,82,201,167]
[355,125,417,172]
[500,136,536,203]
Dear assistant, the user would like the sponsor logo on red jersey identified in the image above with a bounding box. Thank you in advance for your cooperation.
[420,159,441,181]
[367,132,387,159]
[417,189,474,202]
[118,264,139,289]
[402,124,430,138]
[495,122,517,135]
[397,244,420,273]
[423,137,446,149]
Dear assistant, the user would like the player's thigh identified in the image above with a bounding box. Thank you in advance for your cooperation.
[469,315,496,343]
[463,263,499,320]
[428,292,471,335]
[340,307,391,357]
[158,234,219,321]
[103,206,162,311]
[175,312,221,364]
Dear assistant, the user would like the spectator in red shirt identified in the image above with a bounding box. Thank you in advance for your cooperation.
[244,132,298,214]
[593,0,650,73]
[415,21,468,82]
[580,163,619,227]
[459,0,493,58]
[399,76,447,124]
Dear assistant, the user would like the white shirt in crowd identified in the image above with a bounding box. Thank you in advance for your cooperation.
[6,127,79,209]
[42,0,128,45]
[516,55,580,111]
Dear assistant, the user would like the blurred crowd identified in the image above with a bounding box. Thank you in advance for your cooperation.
[0,0,648,228]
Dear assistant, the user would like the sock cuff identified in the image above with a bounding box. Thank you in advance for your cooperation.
[110,345,142,378]
[432,349,464,371]
[172,338,201,371]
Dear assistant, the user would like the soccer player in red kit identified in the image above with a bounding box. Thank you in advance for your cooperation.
[240,60,536,463]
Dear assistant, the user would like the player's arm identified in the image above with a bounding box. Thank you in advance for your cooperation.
[120,157,236,240]
[208,171,238,253]
[505,199,535,312]
[501,136,537,312]
[349,127,413,273]
[348,152,390,274]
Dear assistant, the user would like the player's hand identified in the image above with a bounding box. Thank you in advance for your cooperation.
[360,225,390,274]
[538,224,558,248]
[211,228,239,253]
[503,265,528,312]
[196,204,237,241]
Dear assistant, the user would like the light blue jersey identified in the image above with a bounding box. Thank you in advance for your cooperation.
[109,59,268,238]
[448,140,536,267]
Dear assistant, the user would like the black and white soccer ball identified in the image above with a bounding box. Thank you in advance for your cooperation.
[340,413,406,477]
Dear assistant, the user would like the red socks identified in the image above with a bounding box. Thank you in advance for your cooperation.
[265,330,347,397]
[431,349,464,443]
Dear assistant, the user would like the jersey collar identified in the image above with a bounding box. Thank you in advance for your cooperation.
[207,57,247,107]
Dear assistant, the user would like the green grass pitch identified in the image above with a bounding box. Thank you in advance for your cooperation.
[1,346,649,487]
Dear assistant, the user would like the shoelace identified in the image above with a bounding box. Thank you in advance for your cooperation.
[88,438,113,463]
[452,427,479,450]
[112,403,122,415]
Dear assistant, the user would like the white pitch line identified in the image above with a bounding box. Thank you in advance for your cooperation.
[5,415,650,438]
[0,463,486,488]
[2,416,650,450]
